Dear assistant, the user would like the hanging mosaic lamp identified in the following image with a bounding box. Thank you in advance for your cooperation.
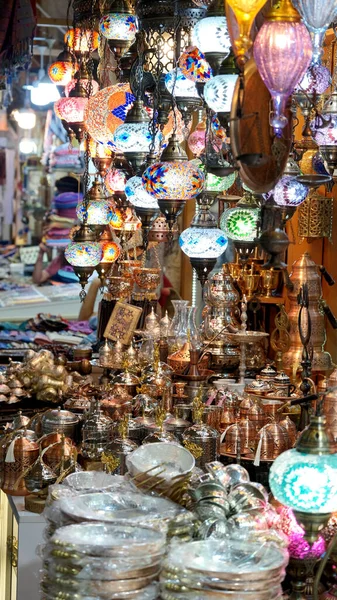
[99,0,137,58]
[179,46,212,84]
[54,63,98,143]
[188,119,206,157]
[269,413,337,543]
[88,139,114,179]
[204,52,238,125]
[293,0,337,65]
[96,226,121,283]
[294,63,331,121]
[76,179,113,232]
[165,68,202,126]
[125,176,160,249]
[113,98,161,175]
[142,133,205,229]
[225,0,269,67]
[254,0,312,136]
[104,168,127,195]
[180,196,228,286]
[220,194,260,242]
[65,224,103,296]
[84,83,135,149]
[48,47,77,86]
[192,0,231,74]
[64,29,99,56]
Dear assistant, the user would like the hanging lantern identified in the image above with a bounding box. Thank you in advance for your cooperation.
[264,176,309,207]
[113,99,162,175]
[179,196,228,286]
[65,224,103,296]
[225,0,269,67]
[294,0,337,65]
[104,168,127,195]
[269,414,337,543]
[188,119,206,156]
[99,0,137,57]
[88,139,114,179]
[220,192,260,261]
[165,68,202,126]
[254,0,312,136]
[192,0,231,74]
[294,63,331,123]
[96,226,121,283]
[84,83,135,149]
[76,179,113,232]
[142,134,205,229]
[48,48,77,86]
[179,46,212,84]
[204,52,238,125]
[125,176,160,248]
[54,64,98,142]
[64,29,99,56]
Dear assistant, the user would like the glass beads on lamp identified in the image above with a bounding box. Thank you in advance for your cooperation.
[204,74,238,113]
[269,449,337,515]
[179,46,212,83]
[54,96,88,124]
[100,241,121,263]
[48,61,74,86]
[165,68,199,98]
[192,16,231,55]
[179,227,228,258]
[265,175,309,207]
[76,200,113,225]
[188,120,206,156]
[65,242,102,267]
[296,64,331,95]
[142,161,204,200]
[104,168,127,194]
[99,14,137,41]
[84,84,135,148]
[125,176,159,209]
[220,207,259,242]
[64,29,99,54]
[113,123,161,153]
[221,206,259,241]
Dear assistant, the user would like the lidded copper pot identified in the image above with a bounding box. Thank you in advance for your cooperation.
[2,430,39,496]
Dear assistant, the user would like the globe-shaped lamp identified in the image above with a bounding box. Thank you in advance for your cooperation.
[192,16,231,73]
[125,176,159,209]
[142,160,204,200]
[220,205,259,241]
[99,14,136,42]
[178,46,212,83]
[104,168,127,194]
[204,73,238,113]
[48,47,76,86]
[269,414,337,543]
[76,200,113,225]
[84,83,135,149]
[165,68,200,99]
[265,175,309,207]
[254,0,312,135]
[188,120,206,156]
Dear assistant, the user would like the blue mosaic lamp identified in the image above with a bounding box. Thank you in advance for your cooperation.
[269,413,337,544]
[179,196,228,286]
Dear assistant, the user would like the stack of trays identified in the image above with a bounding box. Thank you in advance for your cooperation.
[41,522,164,600]
[58,491,196,542]
[160,539,288,599]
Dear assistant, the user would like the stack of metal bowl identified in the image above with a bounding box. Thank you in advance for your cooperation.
[40,522,163,600]
[160,539,288,599]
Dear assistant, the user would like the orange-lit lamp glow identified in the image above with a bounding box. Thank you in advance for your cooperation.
[64,29,99,55]
[226,0,269,66]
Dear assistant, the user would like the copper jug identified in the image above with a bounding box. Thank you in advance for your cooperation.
[40,433,75,474]
[2,431,39,496]
[282,253,333,375]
